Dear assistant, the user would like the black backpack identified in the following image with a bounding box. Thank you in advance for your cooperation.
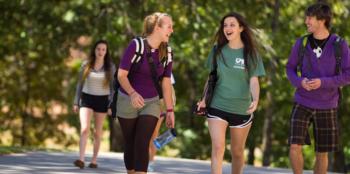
[297,34,343,102]
[109,37,173,119]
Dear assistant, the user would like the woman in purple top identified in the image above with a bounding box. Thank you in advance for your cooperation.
[116,12,175,174]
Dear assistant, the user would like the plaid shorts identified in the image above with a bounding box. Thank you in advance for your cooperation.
[288,103,340,152]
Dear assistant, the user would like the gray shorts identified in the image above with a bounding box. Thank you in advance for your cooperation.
[116,92,161,119]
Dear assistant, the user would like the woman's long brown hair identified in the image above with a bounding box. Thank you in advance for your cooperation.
[82,40,113,88]
[213,12,258,71]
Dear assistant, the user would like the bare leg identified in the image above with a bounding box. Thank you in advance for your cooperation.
[208,119,228,174]
[314,152,328,174]
[229,123,251,174]
[289,144,303,174]
[78,107,93,162]
[91,112,107,164]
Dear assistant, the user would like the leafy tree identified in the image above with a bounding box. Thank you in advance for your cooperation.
[1,0,349,172]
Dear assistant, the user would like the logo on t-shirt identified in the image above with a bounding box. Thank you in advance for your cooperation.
[233,57,245,69]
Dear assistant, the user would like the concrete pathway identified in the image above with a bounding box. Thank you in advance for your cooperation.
[0,151,341,174]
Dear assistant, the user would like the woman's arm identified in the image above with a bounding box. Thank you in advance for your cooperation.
[73,63,85,112]
[247,76,260,114]
[162,77,175,128]
[117,68,144,108]
[197,78,209,109]
[108,64,117,102]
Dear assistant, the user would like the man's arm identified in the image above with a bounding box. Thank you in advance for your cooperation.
[286,38,304,88]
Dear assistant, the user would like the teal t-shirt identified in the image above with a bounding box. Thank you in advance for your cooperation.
[206,45,265,115]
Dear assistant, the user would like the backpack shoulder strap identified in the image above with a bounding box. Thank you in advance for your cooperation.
[159,44,173,68]
[164,45,173,66]
[333,36,343,75]
[332,35,344,104]
[213,45,218,71]
[113,37,145,91]
[143,39,164,98]
[131,37,145,64]
[297,35,309,73]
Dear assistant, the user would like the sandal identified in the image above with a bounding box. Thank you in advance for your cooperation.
[88,163,98,168]
[73,159,84,169]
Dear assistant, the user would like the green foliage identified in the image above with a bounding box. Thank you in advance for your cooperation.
[1,0,350,170]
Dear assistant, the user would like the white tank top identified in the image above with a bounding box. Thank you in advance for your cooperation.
[82,71,110,96]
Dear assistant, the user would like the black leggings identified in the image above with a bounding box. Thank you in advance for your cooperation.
[118,115,158,172]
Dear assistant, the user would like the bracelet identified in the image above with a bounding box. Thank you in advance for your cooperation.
[166,108,174,113]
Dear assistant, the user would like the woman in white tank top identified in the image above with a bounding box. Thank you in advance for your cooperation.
[73,40,116,169]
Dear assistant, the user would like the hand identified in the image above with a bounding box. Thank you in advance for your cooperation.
[165,111,175,128]
[246,101,258,114]
[73,105,79,113]
[194,100,207,115]
[307,78,321,90]
[130,92,144,109]
[301,78,312,91]
[107,108,112,116]
[197,100,206,110]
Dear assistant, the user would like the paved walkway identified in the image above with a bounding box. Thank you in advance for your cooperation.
[0,151,340,174]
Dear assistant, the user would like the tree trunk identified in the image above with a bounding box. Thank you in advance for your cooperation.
[21,108,27,146]
[247,139,255,165]
[330,151,346,173]
[262,92,273,166]
[271,0,280,32]
[21,58,31,146]
[185,68,197,126]
[329,112,347,173]
[109,117,124,152]
[261,0,280,167]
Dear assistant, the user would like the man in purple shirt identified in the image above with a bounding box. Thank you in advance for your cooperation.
[286,3,350,174]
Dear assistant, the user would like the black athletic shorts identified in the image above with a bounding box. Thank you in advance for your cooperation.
[207,107,253,128]
[80,92,109,113]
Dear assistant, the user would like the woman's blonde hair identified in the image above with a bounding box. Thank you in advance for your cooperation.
[142,12,171,60]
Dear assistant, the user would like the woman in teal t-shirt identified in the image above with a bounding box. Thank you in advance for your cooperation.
[197,12,265,174]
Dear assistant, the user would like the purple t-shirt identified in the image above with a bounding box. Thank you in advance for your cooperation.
[119,40,173,98]
[286,34,350,109]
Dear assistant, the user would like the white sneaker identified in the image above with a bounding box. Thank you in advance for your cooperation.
[147,162,154,172]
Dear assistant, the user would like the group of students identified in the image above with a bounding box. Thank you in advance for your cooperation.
[72,2,350,174]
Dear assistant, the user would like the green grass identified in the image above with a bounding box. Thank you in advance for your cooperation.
[0,146,72,155]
